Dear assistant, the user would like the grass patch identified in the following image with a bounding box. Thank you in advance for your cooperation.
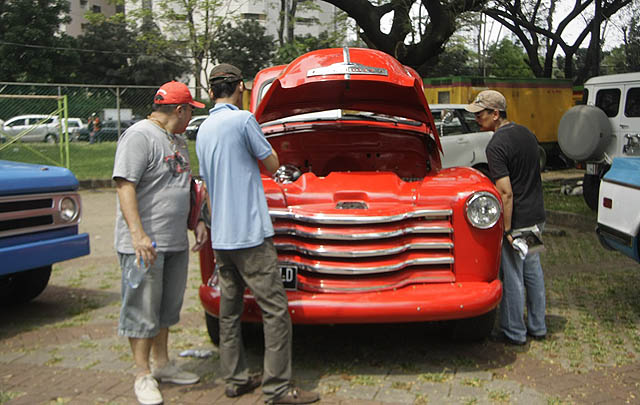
[418,370,452,383]
[542,180,595,219]
[0,140,199,181]
[538,229,640,371]
[0,391,20,404]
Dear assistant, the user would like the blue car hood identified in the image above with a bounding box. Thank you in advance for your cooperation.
[0,160,79,196]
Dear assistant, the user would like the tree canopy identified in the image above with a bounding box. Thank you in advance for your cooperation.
[211,20,276,80]
[0,0,79,82]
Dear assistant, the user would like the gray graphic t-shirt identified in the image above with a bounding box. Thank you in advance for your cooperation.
[113,119,191,253]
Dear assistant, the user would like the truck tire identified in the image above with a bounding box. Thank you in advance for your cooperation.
[538,145,547,171]
[205,312,220,346]
[448,309,496,341]
[558,105,612,161]
[583,173,602,211]
[45,134,58,144]
[204,312,264,347]
[0,265,52,305]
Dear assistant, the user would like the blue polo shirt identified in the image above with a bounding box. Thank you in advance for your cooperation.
[196,103,274,249]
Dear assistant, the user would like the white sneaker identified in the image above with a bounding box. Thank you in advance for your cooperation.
[134,374,163,405]
[152,360,200,385]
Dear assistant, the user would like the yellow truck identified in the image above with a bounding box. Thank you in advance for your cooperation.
[423,76,575,169]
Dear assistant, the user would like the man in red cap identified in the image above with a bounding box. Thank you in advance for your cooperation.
[113,81,208,405]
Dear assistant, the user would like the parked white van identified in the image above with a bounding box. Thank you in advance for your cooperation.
[558,72,640,210]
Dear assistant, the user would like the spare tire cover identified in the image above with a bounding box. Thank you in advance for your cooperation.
[558,105,612,161]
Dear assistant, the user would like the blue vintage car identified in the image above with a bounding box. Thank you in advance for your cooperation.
[596,157,640,263]
[0,160,91,304]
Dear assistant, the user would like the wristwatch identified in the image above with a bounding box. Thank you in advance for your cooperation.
[504,229,512,237]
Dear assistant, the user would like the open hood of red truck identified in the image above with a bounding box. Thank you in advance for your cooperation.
[254,47,432,126]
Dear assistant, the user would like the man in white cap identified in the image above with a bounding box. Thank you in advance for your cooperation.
[466,90,547,346]
[113,81,208,404]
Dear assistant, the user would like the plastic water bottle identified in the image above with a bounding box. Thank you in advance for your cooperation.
[127,241,156,288]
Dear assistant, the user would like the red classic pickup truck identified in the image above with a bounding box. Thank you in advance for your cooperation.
[197,47,503,342]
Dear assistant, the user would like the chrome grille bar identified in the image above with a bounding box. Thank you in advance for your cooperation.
[279,256,454,275]
[273,224,452,240]
[269,208,452,225]
[275,241,453,258]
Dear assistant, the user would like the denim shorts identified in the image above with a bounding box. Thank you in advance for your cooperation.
[118,249,189,338]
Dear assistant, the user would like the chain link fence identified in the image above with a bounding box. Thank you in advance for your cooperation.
[0,82,207,180]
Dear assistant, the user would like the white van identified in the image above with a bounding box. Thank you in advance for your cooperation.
[558,72,640,210]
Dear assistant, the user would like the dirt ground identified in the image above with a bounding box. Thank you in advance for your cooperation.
[1,187,640,405]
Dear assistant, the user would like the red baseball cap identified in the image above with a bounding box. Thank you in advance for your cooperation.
[154,81,205,109]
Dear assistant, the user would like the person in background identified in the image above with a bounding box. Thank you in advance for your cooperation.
[89,113,100,144]
[466,90,547,346]
[196,63,320,405]
[113,81,207,405]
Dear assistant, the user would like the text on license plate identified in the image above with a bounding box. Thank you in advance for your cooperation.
[279,265,297,290]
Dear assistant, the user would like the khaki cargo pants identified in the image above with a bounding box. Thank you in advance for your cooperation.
[214,238,292,399]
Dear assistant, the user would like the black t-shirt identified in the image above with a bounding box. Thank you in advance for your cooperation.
[485,122,545,229]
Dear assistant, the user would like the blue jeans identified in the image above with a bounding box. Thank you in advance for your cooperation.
[499,225,547,343]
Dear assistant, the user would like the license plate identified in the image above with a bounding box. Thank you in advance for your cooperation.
[279,265,298,290]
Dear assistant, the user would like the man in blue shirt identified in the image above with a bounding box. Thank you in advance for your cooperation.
[196,63,319,405]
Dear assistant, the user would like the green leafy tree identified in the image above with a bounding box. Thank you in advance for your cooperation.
[75,15,188,85]
[75,16,136,85]
[0,0,80,82]
[427,35,475,77]
[211,20,276,79]
[273,31,344,65]
[625,16,640,71]
[485,38,534,77]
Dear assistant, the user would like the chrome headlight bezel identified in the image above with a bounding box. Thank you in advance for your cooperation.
[59,196,79,222]
[465,191,501,229]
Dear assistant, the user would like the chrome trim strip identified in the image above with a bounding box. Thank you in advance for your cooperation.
[278,256,454,275]
[274,225,452,240]
[275,241,453,258]
[269,208,452,225]
[0,192,82,238]
[299,275,455,294]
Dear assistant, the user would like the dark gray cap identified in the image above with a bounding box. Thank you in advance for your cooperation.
[209,63,242,83]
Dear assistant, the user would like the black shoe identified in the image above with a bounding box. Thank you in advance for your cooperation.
[225,374,262,398]
[527,332,547,341]
[490,332,527,346]
[265,386,320,404]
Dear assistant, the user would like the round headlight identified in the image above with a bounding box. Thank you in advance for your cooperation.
[465,191,501,229]
[59,197,78,222]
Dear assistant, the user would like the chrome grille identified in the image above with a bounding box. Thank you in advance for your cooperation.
[270,206,454,292]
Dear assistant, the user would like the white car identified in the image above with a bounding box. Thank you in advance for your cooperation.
[184,115,208,140]
[430,104,493,176]
[2,114,62,143]
[66,117,86,135]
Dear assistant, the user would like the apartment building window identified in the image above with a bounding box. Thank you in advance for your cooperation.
[92,5,101,13]
[297,17,318,26]
[242,13,266,21]
[80,0,87,7]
